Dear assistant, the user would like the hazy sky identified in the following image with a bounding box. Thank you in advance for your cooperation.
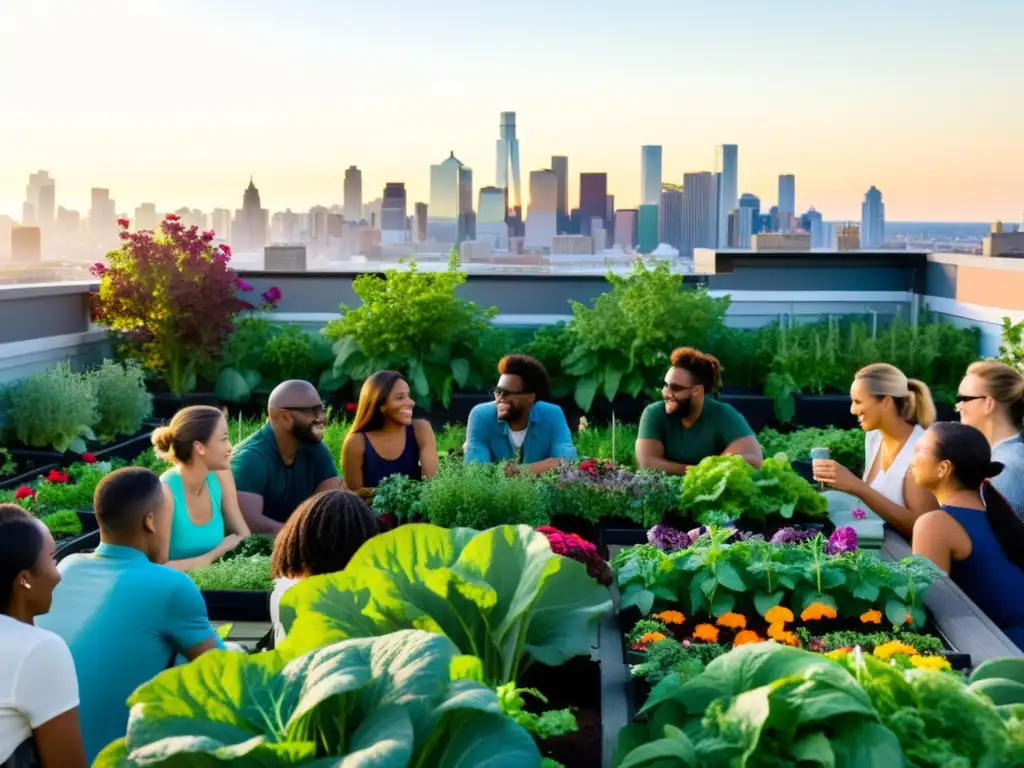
[1,0,1022,222]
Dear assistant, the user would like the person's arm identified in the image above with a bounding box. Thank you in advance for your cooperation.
[464,405,493,464]
[414,420,439,480]
[18,635,87,768]
[217,470,252,538]
[164,536,242,573]
[635,405,688,475]
[521,408,576,475]
[912,509,964,574]
[812,462,936,538]
[312,441,343,493]
[231,452,284,534]
[165,576,227,661]
[722,435,764,469]
[237,492,283,534]
[341,433,367,491]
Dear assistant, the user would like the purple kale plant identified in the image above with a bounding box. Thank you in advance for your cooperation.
[647,523,692,552]
[770,527,818,545]
[825,526,858,556]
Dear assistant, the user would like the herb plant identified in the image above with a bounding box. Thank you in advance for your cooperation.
[540,459,681,526]
[419,461,550,529]
[40,509,82,540]
[214,534,275,563]
[497,683,579,740]
[87,359,153,442]
[188,555,273,592]
[2,364,98,452]
[758,426,864,476]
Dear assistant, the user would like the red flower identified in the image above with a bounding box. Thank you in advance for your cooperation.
[90,263,108,277]
[14,486,36,501]
[377,513,396,530]
[345,402,357,412]
[82,453,97,464]
[219,244,232,256]
[164,213,180,222]
[117,217,130,229]
[46,470,69,484]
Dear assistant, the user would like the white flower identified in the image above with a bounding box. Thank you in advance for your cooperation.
[578,417,589,432]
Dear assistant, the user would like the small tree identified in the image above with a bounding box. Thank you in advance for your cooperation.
[90,214,268,395]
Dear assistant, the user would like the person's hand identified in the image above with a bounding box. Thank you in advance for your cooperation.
[503,461,521,477]
[812,459,859,494]
[215,534,245,557]
[354,487,375,501]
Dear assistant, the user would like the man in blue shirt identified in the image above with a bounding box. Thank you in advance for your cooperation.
[465,354,577,474]
[37,467,224,762]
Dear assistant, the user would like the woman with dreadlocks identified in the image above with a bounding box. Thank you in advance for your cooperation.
[268,490,380,643]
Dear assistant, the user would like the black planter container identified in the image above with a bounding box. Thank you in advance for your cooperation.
[202,589,271,622]
[5,429,156,476]
[55,529,100,562]
[0,464,60,491]
[717,393,776,433]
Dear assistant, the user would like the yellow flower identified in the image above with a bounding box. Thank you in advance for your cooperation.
[873,641,918,660]
[693,624,720,643]
[825,648,852,660]
[638,632,666,645]
[716,612,747,630]
[800,602,838,622]
[767,621,788,640]
[860,610,882,625]
[909,655,952,671]
[733,630,762,647]
[773,630,800,647]
[654,610,686,625]
[764,606,794,624]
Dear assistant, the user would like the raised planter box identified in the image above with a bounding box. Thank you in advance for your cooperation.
[0,463,60,491]
[55,529,100,561]
[202,589,271,623]
[597,583,631,768]
[5,428,156,475]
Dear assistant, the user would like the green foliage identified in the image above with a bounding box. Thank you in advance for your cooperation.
[0,447,14,478]
[278,524,612,685]
[131,447,172,475]
[323,254,497,408]
[418,461,551,529]
[93,630,542,767]
[523,322,576,399]
[758,426,864,476]
[372,472,426,523]
[497,683,579,740]
[540,460,682,526]
[40,509,82,540]
[2,364,98,453]
[435,422,467,457]
[87,359,153,442]
[629,638,729,685]
[188,555,273,591]
[998,316,1024,373]
[213,534,275,563]
[573,420,639,468]
[32,461,114,512]
[809,629,945,655]
[211,316,275,402]
[563,260,730,411]
[263,325,335,388]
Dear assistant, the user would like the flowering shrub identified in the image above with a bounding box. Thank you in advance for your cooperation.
[541,458,681,526]
[90,216,278,395]
[536,526,612,586]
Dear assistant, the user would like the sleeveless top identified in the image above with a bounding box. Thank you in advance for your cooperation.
[160,468,225,561]
[863,425,924,507]
[362,425,422,489]
[942,503,1024,649]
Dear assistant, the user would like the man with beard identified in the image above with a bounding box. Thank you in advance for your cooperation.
[231,380,343,533]
[464,354,577,474]
[636,347,762,475]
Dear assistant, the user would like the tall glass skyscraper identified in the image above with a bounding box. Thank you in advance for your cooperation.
[381,183,407,244]
[638,204,659,253]
[680,172,717,258]
[660,184,683,250]
[715,144,738,248]
[496,112,522,212]
[579,173,607,240]
[429,152,464,243]
[860,186,886,249]
[778,174,796,232]
[525,170,558,250]
[641,146,662,206]
[477,186,509,250]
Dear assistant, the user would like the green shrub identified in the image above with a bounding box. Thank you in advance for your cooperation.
[40,509,82,540]
[419,461,549,529]
[88,359,153,442]
[2,364,98,452]
[261,326,334,387]
[757,426,864,476]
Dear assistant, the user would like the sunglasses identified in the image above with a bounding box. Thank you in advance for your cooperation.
[493,387,529,399]
[282,405,326,417]
[955,395,986,404]
[663,383,696,394]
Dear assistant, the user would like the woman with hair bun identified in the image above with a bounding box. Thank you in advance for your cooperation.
[152,406,250,570]
[911,421,1024,649]
[813,363,937,537]
[955,360,1024,517]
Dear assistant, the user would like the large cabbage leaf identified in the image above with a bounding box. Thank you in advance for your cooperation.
[93,629,540,767]
[279,524,612,684]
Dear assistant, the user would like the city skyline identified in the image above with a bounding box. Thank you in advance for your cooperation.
[2,0,1022,221]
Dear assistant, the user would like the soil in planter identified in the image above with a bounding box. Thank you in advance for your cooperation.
[518,656,601,768]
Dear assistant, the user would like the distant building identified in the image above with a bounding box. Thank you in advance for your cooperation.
[525,170,558,251]
[660,184,683,251]
[429,152,468,244]
[264,245,306,271]
[860,186,885,249]
[837,223,861,251]
[804,208,827,248]
[579,173,607,240]
[715,145,738,248]
[777,175,796,232]
[11,226,41,262]
[211,208,232,241]
[235,178,268,254]
[681,172,718,258]
[496,112,522,211]
[613,209,638,248]
[552,235,593,255]
[752,233,810,252]
[983,225,1024,258]
[641,146,663,207]
[89,188,118,251]
[381,183,407,245]
[638,204,659,253]
[344,166,363,222]
[460,240,493,261]
[477,187,509,250]
[727,208,753,248]
[414,202,428,243]
[24,171,55,228]
[550,156,568,231]
[739,193,761,236]
[458,166,475,242]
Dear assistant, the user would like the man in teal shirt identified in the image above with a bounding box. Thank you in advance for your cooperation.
[465,355,577,474]
[37,468,224,762]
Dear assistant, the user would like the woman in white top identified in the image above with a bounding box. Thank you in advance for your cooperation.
[813,363,938,537]
[0,506,86,768]
[269,490,380,645]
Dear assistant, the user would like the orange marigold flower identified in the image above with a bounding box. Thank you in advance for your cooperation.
[716,612,747,630]
[692,624,720,643]
[654,610,686,625]
[873,641,917,660]
[800,602,838,622]
[825,648,852,660]
[767,621,788,640]
[860,610,882,624]
[904,614,913,626]
[773,630,800,646]
[638,632,666,645]
[764,605,794,624]
[733,630,762,647]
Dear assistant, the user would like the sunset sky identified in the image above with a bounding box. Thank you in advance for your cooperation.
[1,0,1021,222]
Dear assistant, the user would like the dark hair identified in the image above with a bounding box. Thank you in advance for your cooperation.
[94,467,165,534]
[350,371,406,434]
[670,347,723,391]
[930,421,1024,572]
[498,354,551,401]
[152,405,225,464]
[271,490,380,579]
[0,504,44,614]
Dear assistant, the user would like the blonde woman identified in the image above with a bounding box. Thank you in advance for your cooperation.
[955,360,1024,516]
[813,363,937,537]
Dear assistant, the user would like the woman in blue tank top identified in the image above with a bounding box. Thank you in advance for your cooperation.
[911,421,1024,649]
[152,406,251,571]
[341,371,439,495]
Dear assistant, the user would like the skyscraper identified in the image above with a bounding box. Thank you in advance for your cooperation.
[778,175,796,232]
[805,208,827,249]
[579,173,608,241]
[550,156,568,231]
[24,171,55,228]
[739,194,761,236]
[660,184,683,251]
[380,183,407,244]
[344,166,362,222]
[89,188,117,251]
[496,112,522,212]
[414,203,428,243]
[525,170,558,251]
[727,209,754,249]
[429,152,464,244]
[458,166,475,242]
[641,146,663,206]
[680,172,718,258]
[235,177,268,254]
[477,187,509,250]
[613,210,638,248]
[715,145,738,247]
[638,204,659,253]
[860,186,885,249]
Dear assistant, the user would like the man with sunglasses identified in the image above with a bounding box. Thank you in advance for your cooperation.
[231,380,343,533]
[636,347,762,475]
[465,354,577,474]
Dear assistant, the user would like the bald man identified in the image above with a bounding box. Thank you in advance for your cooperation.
[230,380,343,533]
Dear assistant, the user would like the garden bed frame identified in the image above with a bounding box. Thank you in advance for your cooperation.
[5,427,156,476]
[202,589,272,623]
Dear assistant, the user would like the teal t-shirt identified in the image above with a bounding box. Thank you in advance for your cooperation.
[637,396,754,466]
[36,543,224,762]
[230,423,338,523]
[161,467,225,561]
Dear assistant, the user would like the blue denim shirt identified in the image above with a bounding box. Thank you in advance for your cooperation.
[464,401,577,465]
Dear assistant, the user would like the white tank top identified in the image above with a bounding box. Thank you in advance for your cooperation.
[863,425,925,507]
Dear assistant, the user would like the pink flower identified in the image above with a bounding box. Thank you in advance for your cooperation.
[82,453,97,464]
[219,244,232,256]
[237,279,254,292]
[90,263,108,277]
[14,486,36,501]
[164,213,180,222]
[852,508,867,520]
[117,218,130,229]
